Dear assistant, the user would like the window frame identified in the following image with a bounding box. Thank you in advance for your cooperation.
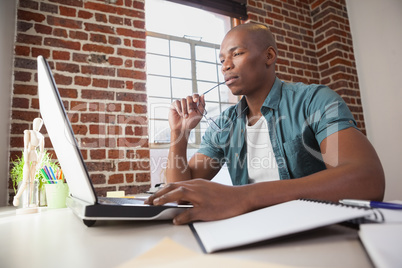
[146,31,239,149]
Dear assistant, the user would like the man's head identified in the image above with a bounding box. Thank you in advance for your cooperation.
[219,23,277,96]
[228,23,277,54]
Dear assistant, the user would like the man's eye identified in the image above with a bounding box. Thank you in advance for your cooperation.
[220,59,225,64]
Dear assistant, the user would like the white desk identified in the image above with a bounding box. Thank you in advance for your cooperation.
[0,206,373,268]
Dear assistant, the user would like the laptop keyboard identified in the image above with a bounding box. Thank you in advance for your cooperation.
[98,197,146,206]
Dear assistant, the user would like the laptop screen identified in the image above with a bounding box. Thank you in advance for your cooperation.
[37,56,97,204]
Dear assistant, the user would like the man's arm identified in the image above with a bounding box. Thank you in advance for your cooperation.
[166,94,221,183]
[147,127,385,224]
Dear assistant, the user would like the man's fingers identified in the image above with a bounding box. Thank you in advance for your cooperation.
[153,185,193,205]
[180,98,188,118]
[173,208,197,225]
[171,100,183,116]
[186,95,197,114]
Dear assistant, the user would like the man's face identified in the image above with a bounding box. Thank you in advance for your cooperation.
[219,29,269,96]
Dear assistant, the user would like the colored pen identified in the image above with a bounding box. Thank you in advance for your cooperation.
[44,166,54,183]
[49,166,57,181]
[40,169,51,183]
[339,199,402,210]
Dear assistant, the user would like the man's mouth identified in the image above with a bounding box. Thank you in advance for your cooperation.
[225,75,238,85]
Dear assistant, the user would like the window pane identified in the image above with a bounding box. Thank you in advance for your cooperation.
[171,78,192,99]
[146,0,231,44]
[148,97,171,119]
[149,120,170,143]
[203,102,220,119]
[147,75,171,98]
[147,54,170,76]
[171,58,191,79]
[196,46,216,63]
[197,81,219,101]
[147,36,169,55]
[196,61,218,82]
[170,40,190,58]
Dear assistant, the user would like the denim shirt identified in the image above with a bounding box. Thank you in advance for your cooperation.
[198,77,359,185]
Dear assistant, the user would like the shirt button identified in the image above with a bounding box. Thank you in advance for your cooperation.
[349,120,353,124]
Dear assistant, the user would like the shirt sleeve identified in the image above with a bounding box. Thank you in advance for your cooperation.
[306,85,360,145]
[198,126,225,160]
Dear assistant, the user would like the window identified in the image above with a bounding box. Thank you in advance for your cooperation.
[145,0,236,186]
[146,0,236,147]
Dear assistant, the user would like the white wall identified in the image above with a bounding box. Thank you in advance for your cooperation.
[346,0,402,200]
[0,1,16,206]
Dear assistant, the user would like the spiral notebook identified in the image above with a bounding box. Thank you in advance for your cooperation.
[190,199,383,253]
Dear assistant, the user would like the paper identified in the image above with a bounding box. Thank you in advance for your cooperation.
[191,199,373,253]
[106,191,125,197]
[115,237,294,268]
[359,224,402,268]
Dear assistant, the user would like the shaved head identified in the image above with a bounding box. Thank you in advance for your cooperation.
[226,23,277,53]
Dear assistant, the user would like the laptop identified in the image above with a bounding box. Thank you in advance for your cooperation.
[37,55,190,226]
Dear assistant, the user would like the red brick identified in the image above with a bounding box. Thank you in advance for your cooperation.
[74,76,91,86]
[44,37,81,50]
[116,28,144,38]
[90,149,106,160]
[14,71,32,82]
[78,10,93,19]
[89,125,106,135]
[69,30,88,40]
[53,51,70,60]
[108,57,123,66]
[56,62,80,73]
[49,0,83,8]
[72,124,88,135]
[53,74,73,85]
[17,33,42,45]
[108,149,124,159]
[136,173,150,182]
[18,10,45,22]
[81,66,115,76]
[109,174,124,184]
[117,69,146,80]
[92,78,108,88]
[91,174,106,184]
[81,89,114,100]
[84,22,114,34]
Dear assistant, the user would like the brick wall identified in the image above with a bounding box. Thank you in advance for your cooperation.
[247,0,365,132]
[9,0,149,203]
[8,0,365,203]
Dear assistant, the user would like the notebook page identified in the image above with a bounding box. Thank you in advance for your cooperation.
[191,199,373,253]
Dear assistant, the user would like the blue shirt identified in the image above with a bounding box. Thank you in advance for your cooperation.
[198,77,359,185]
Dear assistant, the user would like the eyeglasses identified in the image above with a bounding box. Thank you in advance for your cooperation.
[197,82,248,132]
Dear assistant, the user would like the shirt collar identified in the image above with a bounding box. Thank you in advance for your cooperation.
[262,77,282,110]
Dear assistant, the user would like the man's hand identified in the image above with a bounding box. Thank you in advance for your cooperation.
[145,179,249,225]
[169,94,205,133]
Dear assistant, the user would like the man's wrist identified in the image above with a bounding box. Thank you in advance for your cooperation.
[170,129,190,144]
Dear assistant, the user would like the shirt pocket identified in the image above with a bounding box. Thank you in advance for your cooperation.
[282,134,325,178]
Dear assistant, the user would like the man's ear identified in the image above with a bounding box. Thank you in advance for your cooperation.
[266,46,277,65]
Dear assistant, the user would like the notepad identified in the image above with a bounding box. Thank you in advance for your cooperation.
[359,224,402,268]
[190,199,380,253]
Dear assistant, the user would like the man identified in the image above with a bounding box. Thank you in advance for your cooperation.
[145,23,385,225]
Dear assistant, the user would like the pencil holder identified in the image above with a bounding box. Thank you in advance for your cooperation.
[45,181,69,209]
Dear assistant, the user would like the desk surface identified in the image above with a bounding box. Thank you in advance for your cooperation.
[0,206,373,268]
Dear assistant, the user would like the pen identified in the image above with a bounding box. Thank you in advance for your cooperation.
[339,199,402,210]
[44,166,54,183]
[49,166,57,181]
[40,169,51,183]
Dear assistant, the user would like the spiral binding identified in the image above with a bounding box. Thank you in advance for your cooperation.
[298,198,385,224]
